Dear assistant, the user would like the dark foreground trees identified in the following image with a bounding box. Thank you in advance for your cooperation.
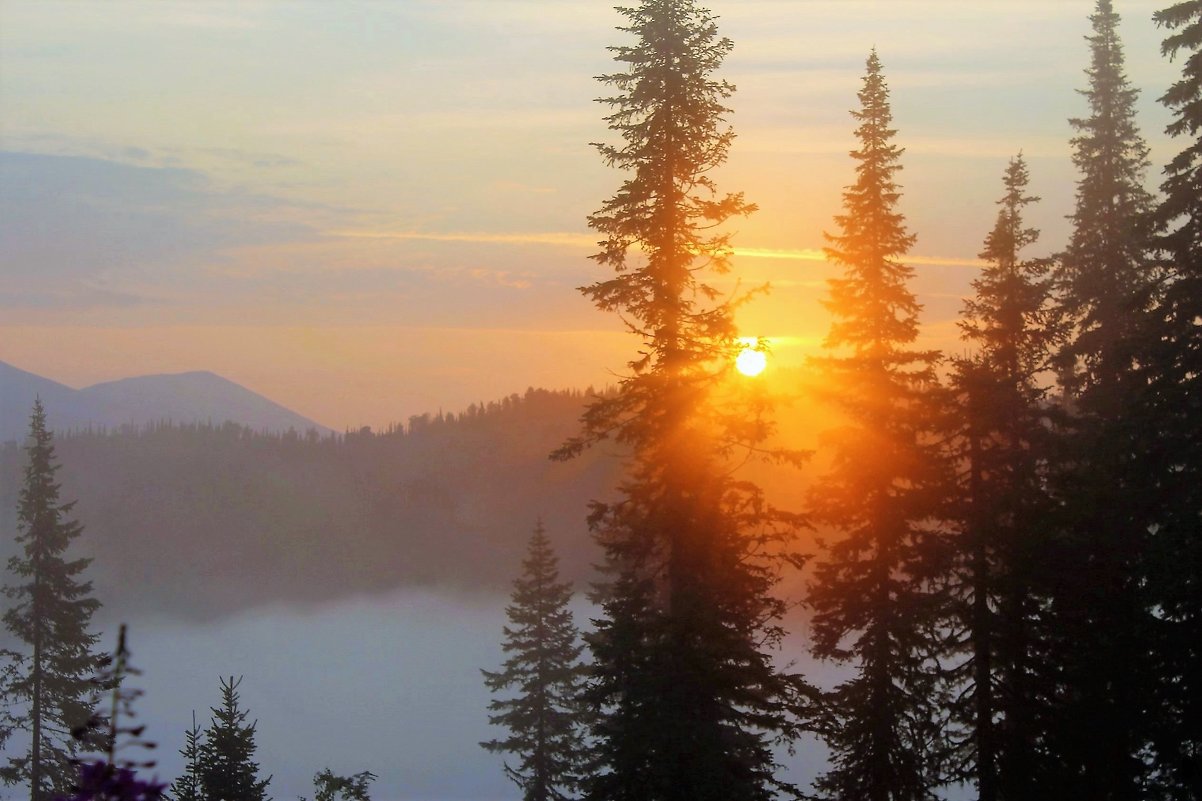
[197,677,271,801]
[310,769,376,801]
[1046,2,1160,797]
[1,399,103,801]
[949,155,1060,801]
[168,713,203,801]
[555,1,808,799]
[481,522,586,801]
[1144,2,1202,796]
[806,50,950,801]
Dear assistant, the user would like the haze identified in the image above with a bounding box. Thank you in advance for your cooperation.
[1,2,1193,801]
[1,0,1177,430]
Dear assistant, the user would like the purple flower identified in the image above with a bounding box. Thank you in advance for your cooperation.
[58,760,167,801]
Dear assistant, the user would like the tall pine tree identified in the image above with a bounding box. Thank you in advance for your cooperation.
[1143,2,1202,796]
[554,2,808,799]
[1,400,103,801]
[948,155,1060,801]
[1057,0,1156,396]
[481,522,586,801]
[169,712,203,801]
[1046,2,1159,796]
[197,677,270,801]
[807,50,950,801]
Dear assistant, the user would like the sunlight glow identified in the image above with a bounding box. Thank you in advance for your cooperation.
[735,339,767,377]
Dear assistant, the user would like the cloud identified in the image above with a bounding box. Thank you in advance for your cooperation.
[328,229,596,248]
[329,230,984,270]
[0,151,321,309]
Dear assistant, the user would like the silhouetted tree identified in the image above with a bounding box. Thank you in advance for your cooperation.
[168,713,202,801]
[1057,0,1156,395]
[197,677,270,801]
[1,399,103,801]
[1142,2,1202,796]
[949,155,1060,801]
[311,770,375,801]
[1045,2,1159,797]
[554,2,809,799]
[806,50,951,801]
[481,522,585,801]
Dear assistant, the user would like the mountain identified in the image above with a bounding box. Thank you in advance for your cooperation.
[0,360,333,441]
[0,361,91,438]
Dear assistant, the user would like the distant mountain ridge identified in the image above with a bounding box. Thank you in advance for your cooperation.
[0,360,333,441]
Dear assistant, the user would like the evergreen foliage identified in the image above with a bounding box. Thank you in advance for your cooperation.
[555,2,809,799]
[0,387,612,620]
[197,677,270,801]
[1045,3,1160,797]
[1,399,103,801]
[806,50,950,801]
[1057,0,1156,396]
[481,522,585,801]
[948,155,1060,801]
[311,769,376,801]
[1143,2,1202,796]
[168,713,203,801]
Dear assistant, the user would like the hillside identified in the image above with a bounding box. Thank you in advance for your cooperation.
[0,388,621,620]
[0,373,824,622]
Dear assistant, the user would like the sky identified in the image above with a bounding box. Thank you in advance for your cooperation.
[0,0,1185,431]
[0,4,1189,799]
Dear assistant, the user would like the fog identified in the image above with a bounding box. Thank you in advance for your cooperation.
[109,590,840,801]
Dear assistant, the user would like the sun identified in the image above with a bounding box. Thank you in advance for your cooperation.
[735,339,767,377]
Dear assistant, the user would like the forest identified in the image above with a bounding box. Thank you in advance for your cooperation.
[2,1,1201,800]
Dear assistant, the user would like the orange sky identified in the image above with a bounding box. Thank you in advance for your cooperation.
[0,0,1180,429]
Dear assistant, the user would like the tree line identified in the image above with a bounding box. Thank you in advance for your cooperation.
[480,2,1202,801]
[1,1,1198,800]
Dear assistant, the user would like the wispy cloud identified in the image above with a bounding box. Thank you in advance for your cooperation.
[327,230,985,270]
[328,229,597,248]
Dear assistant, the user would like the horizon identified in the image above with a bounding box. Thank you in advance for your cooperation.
[2,2,1197,800]
[0,0,1181,431]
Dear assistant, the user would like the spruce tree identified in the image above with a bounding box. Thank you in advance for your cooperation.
[1046,2,1159,796]
[1143,3,1202,796]
[1057,0,1156,396]
[197,677,270,801]
[1,399,103,801]
[806,50,950,801]
[554,2,808,799]
[949,155,1059,801]
[169,713,203,801]
[311,769,376,801]
[481,522,585,801]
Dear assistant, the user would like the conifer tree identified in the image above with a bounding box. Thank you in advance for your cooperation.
[1143,3,1202,796]
[554,2,808,799]
[169,713,203,801]
[311,769,376,801]
[481,522,585,801]
[1,399,103,801]
[1046,3,1159,796]
[949,155,1059,801]
[197,677,270,801]
[1058,0,1156,396]
[806,50,950,801]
